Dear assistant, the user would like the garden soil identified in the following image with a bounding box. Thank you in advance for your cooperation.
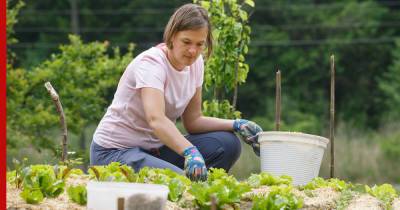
[6,176,400,210]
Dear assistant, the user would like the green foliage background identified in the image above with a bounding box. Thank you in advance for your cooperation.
[6,0,400,184]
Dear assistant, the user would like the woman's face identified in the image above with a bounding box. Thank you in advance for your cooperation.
[168,27,208,70]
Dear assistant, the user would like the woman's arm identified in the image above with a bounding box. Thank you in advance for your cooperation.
[182,87,263,156]
[182,87,235,133]
[141,87,192,154]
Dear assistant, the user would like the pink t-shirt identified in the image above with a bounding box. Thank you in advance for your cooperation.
[93,44,204,150]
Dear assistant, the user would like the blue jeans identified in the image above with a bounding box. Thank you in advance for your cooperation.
[90,131,241,174]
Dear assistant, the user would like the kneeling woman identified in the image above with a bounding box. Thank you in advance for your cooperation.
[90,3,262,181]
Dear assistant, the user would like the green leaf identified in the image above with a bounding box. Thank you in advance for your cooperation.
[247,172,292,187]
[189,168,250,208]
[46,180,65,197]
[243,45,248,54]
[239,10,248,21]
[67,185,87,205]
[252,186,302,210]
[168,178,185,202]
[88,163,134,182]
[365,184,397,208]
[244,0,255,7]
[21,188,44,204]
[301,177,351,192]
[247,174,261,187]
[200,1,210,10]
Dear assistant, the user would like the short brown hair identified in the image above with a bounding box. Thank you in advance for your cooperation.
[163,3,213,58]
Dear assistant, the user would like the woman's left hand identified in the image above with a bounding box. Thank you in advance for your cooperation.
[233,119,263,156]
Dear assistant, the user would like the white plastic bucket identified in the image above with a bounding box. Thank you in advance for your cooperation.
[258,131,329,186]
[87,181,169,210]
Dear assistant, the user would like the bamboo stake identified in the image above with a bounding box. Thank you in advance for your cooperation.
[45,82,68,162]
[275,70,281,131]
[329,55,335,178]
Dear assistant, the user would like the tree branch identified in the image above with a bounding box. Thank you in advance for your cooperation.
[44,82,68,162]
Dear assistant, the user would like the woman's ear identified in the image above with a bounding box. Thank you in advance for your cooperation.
[168,37,174,49]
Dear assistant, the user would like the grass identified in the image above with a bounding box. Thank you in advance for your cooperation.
[319,122,400,185]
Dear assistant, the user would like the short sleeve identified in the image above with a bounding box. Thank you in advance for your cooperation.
[134,56,166,92]
[196,55,205,88]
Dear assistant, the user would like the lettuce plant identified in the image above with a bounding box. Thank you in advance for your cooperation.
[251,186,303,210]
[19,165,66,204]
[189,168,251,209]
[67,185,87,205]
[301,177,352,192]
[137,167,191,202]
[247,172,292,188]
[88,162,137,182]
[365,184,398,209]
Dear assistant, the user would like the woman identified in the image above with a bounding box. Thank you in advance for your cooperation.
[90,3,262,181]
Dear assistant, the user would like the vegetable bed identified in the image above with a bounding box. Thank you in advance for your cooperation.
[6,162,400,210]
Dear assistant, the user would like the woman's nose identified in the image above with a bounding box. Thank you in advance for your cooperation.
[188,46,197,54]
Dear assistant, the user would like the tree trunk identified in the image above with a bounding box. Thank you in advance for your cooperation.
[70,0,80,35]
[232,58,239,109]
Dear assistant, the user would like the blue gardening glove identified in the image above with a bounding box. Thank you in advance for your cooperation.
[182,146,208,181]
[233,119,263,156]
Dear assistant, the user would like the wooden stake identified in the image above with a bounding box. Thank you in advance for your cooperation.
[117,197,124,210]
[45,82,68,162]
[329,55,335,178]
[275,70,281,131]
[210,195,217,210]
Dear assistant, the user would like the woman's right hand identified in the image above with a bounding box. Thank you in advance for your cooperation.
[182,146,207,181]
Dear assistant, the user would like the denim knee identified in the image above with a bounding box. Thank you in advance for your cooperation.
[220,131,242,163]
[211,131,241,171]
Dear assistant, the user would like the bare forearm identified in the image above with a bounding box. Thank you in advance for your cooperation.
[184,116,234,134]
[149,117,192,155]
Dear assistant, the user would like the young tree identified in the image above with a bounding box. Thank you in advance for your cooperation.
[195,0,254,119]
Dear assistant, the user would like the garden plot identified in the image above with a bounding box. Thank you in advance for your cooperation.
[6,162,400,210]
